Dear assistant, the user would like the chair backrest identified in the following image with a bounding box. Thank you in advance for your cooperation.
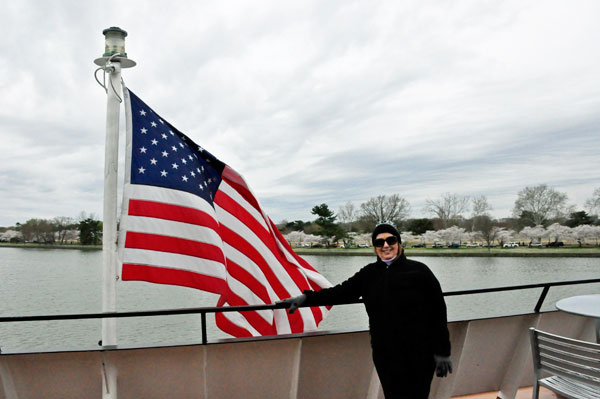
[529,328,600,387]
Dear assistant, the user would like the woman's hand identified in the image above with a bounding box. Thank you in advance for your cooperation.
[434,355,453,377]
[276,294,307,313]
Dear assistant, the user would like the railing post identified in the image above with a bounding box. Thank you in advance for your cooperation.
[201,312,207,345]
[534,285,550,313]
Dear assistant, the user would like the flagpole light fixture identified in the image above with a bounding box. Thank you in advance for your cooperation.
[94,26,136,68]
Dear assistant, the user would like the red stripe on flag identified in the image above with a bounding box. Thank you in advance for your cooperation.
[216,192,323,332]
[219,224,292,300]
[128,199,220,231]
[215,296,254,338]
[220,289,275,335]
[125,231,226,264]
[269,219,320,274]
[219,227,308,333]
[122,264,227,294]
[226,259,271,304]
[221,166,261,213]
[267,219,327,327]
[215,192,312,295]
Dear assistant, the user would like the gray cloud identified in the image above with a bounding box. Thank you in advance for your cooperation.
[1,0,599,226]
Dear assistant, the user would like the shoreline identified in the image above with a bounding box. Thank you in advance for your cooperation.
[302,251,600,257]
[2,243,600,257]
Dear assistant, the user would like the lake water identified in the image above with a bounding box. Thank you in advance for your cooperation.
[0,248,598,353]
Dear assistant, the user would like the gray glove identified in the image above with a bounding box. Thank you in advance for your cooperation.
[434,355,452,377]
[277,294,307,314]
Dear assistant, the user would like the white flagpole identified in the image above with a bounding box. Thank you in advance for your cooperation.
[102,58,121,349]
[94,27,136,399]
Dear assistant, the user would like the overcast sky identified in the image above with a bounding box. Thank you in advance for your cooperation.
[1,0,599,227]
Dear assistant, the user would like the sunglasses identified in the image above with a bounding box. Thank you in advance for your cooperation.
[373,236,399,248]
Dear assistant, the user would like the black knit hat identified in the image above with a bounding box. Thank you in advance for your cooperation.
[371,222,401,245]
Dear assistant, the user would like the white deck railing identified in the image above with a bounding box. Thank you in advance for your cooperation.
[0,310,596,399]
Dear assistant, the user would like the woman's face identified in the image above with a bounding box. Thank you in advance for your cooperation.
[374,232,401,261]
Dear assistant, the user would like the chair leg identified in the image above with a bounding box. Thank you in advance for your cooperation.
[532,380,539,399]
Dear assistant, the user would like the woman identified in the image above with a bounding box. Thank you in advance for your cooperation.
[280,222,452,399]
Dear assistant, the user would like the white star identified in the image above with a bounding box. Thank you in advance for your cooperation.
[207,178,212,184]
[182,175,188,182]
[199,184,204,191]
[140,110,146,116]
[204,181,208,187]
[198,146,204,152]
[162,151,169,157]
[151,139,158,145]
[179,143,184,148]
[188,155,193,161]
[160,170,167,177]
[138,167,146,174]
[169,130,175,136]
[171,146,178,152]
[150,158,158,165]
[140,128,147,134]
[181,158,187,165]
[140,147,147,153]
[161,133,168,139]
[190,171,196,177]
[151,121,157,127]
[172,163,179,169]
[196,168,201,173]
[201,166,205,172]
[159,119,164,124]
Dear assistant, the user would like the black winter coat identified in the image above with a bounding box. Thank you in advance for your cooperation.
[304,251,450,357]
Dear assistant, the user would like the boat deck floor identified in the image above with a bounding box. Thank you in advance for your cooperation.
[453,385,560,399]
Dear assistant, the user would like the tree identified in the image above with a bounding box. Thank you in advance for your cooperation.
[19,219,35,242]
[19,218,55,244]
[520,225,546,245]
[471,195,492,217]
[337,201,357,232]
[53,216,75,244]
[284,220,308,232]
[585,188,600,216]
[360,194,410,227]
[405,218,434,235]
[472,215,497,248]
[571,225,596,247]
[565,211,593,228]
[422,230,442,245]
[284,231,321,246]
[474,222,502,250]
[495,228,515,247]
[545,223,572,244]
[79,218,102,245]
[0,230,22,242]
[424,193,469,228]
[437,226,467,245]
[311,203,345,240]
[512,184,569,226]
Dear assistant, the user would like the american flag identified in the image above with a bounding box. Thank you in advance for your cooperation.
[118,89,331,337]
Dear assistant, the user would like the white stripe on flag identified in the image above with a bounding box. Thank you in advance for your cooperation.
[227,276,273,324]
[223,243,275,299]
[219,180,270,232]
[125,216,223,247]
[122,248,227,279]
[216,204,307,297]
[130,184,217,216]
